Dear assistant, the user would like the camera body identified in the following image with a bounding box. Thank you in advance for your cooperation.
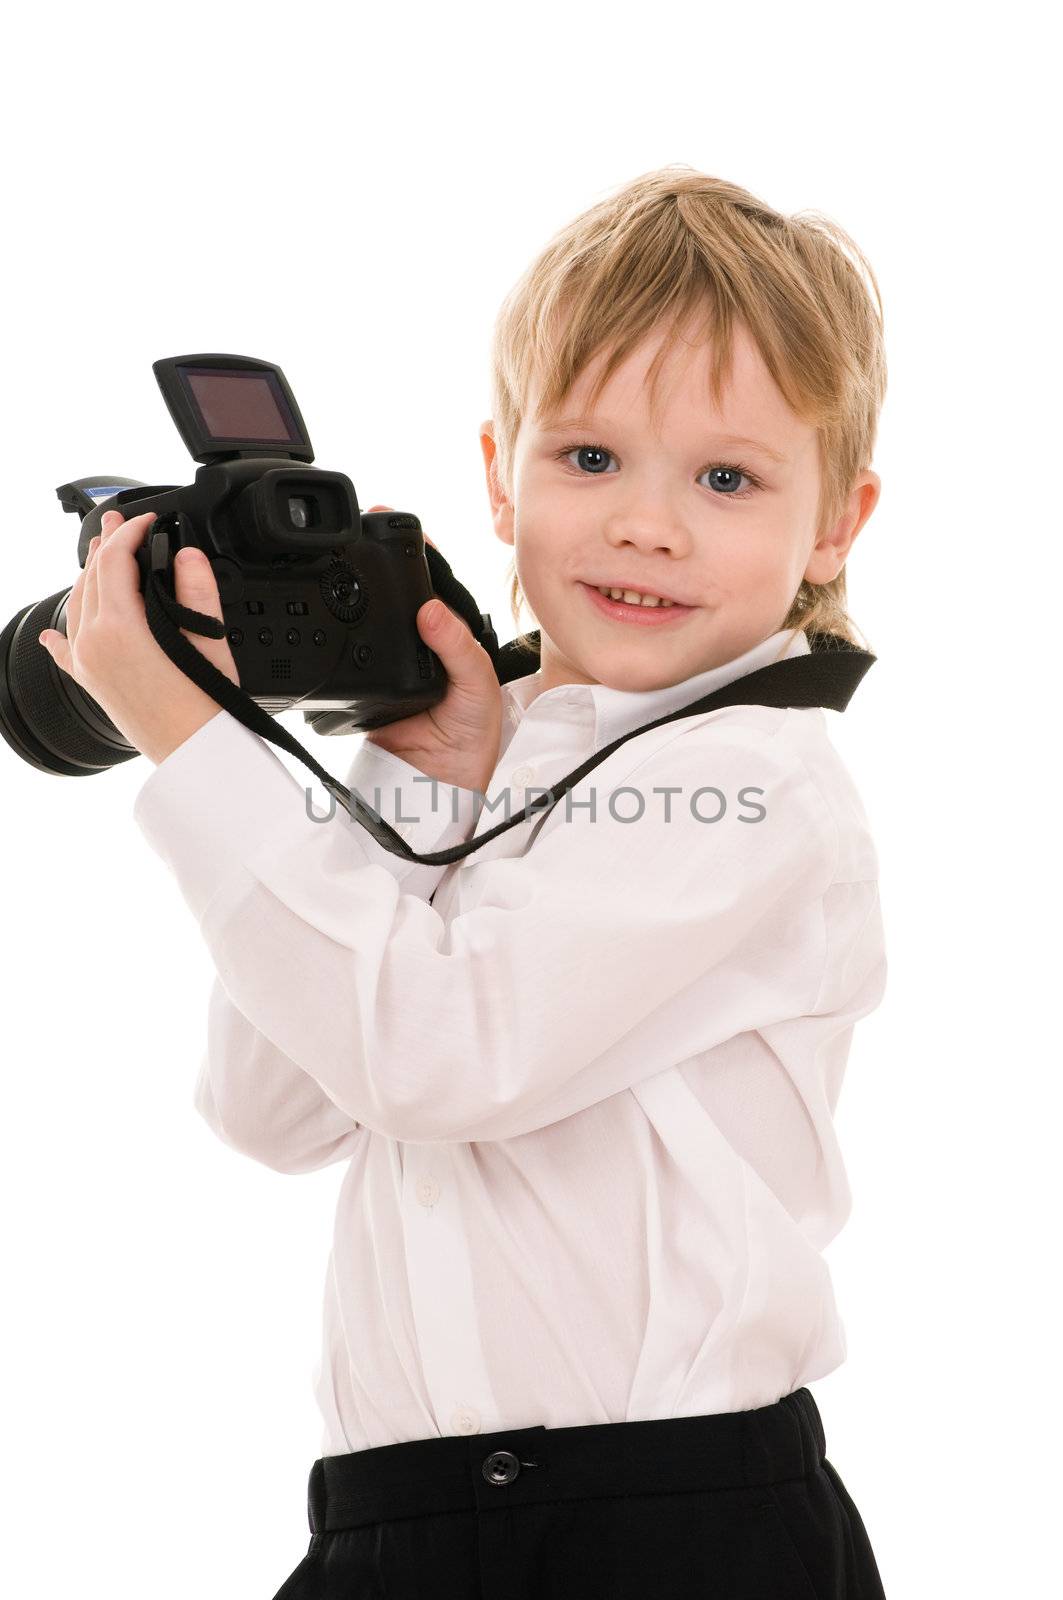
[0,351,503,779]
[71,354,447,735]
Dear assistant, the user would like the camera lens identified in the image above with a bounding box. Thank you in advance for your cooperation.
[0,590,138,774]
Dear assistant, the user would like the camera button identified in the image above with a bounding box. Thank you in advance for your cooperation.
[258,628,274,646]
[286,629,301,647]
[227,628,244,647]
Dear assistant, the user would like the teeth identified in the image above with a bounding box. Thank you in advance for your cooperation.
[596,586,675,608]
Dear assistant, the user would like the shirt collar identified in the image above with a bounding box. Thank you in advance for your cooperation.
[501,627,811,749]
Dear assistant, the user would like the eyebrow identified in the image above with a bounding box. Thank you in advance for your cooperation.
[539,415,789,465]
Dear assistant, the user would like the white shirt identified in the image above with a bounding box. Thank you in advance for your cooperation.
[133,624,887,1456]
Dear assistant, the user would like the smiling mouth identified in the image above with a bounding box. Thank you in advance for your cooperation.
[583,582,695,609]
[579,582,697,626]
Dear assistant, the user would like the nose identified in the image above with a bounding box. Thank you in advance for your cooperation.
[602,505,694,559]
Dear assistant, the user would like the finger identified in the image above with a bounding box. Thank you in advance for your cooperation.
[37,626,74,676]
[88,509,118,611]
[45,513,113,661]
[97,506,155,549]
[80,532,103,629]
[173,546,240,686]
[64,533,99,645]
[94,509,156,613]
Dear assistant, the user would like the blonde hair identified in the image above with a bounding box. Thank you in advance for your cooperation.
[488,164,887,653]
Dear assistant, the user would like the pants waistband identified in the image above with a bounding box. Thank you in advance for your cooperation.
[307,1387,827,1533]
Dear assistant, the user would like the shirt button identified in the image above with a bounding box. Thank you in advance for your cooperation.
[510,764,536,788]
[416,1176,440,1207]
[450,1405,481,1434]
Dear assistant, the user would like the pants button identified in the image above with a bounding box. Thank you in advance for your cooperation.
[482,1449,521,1486]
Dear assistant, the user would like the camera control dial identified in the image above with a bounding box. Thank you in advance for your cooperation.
[320,559,369,624]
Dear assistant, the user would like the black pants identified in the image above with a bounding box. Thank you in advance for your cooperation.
[271,1387,886,1598]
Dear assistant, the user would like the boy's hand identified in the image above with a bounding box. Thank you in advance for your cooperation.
[37,509,240,765]
[362,505,502,796]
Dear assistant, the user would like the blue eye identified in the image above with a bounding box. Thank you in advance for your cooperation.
[704,466,755,496]
[565,445,614,475]
[555,443,763,499]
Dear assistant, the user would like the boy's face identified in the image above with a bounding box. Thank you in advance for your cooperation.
[481,319,880,695]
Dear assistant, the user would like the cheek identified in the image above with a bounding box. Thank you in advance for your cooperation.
[524,469,576,523]
[712,524,772,580]
[513,491,578,566]
[515,534,562,600]
[720,517,796,578]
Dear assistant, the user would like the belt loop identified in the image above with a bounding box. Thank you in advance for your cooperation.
[307,1457,326,1533]
[741,1402,770,1488]
[790,1388,826,1470]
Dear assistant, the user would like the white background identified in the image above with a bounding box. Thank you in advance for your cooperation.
[1,4,1058,1596]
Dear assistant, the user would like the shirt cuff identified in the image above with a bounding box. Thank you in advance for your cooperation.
[338,737,484,901]
[345,736,482,859]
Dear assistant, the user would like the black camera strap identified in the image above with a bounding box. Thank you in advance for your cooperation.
[140,543,876,867]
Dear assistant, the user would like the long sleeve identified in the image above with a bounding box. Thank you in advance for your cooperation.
[167,715,481,1170]
[135,705,839,1145]
[192,977,366,1173]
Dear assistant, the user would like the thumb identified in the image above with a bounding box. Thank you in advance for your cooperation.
[173,547,240,687]
[419,598,490,686]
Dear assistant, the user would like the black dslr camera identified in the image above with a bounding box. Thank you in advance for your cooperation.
[0,353,498,778]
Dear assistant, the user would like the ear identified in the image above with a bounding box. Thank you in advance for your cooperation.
[804,470,882,586]
[480,420,515,550]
